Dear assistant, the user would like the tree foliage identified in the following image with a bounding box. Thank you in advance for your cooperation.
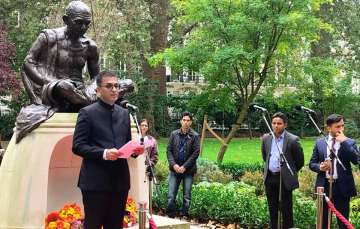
[313,1,360,74]
[0,25,19,96]
[153,0,330,162]
[0,0,57,71]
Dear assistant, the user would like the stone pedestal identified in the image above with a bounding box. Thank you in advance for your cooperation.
[0,113,148,229]
[129,215,190,229]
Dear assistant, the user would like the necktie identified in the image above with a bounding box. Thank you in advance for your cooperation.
[331,137,336,155]
[330,137,337,178]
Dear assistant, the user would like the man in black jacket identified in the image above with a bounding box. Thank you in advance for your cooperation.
[309,114,358,229]
[72,70,132,229]
[166,111,200,218]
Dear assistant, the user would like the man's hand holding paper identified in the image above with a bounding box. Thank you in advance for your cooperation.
[105,148,119,161]
[117,140,145,158]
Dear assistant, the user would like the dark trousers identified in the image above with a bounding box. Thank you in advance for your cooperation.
[166,171,194,216]
[265,173,294,229]
[321,181,350,229]
[81,190,128,229]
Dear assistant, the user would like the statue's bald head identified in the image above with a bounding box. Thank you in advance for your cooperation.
[65,1,91,20]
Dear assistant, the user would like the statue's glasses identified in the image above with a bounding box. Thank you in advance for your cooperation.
[101,83,120,90]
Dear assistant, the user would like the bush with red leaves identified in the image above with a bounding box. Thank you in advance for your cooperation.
[0,24,20,96]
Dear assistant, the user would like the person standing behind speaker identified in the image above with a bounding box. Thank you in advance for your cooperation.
[261,112,304,229]
[140,118,159,171]
[309,114,359,229]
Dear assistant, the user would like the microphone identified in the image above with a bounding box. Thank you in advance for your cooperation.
[249,104,267,112]
[126,103,138,111]
[295,105,316,114]
[118,100,138,111]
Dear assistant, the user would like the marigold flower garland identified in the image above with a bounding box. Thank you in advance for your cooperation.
[45,198,137,229]
[45,203,82,229]
[123,197,137,228]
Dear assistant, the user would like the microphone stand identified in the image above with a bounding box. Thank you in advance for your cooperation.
[302,110,346,229]
[259,111,294,229]
[143,144,160,216]
[128,108,160,216]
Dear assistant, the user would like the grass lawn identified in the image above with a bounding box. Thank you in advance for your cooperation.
[156,137,318,164]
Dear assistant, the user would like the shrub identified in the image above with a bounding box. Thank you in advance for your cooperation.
[155,158,233,184]
[197,158,219,171]
[153,181,268,227]
[353,170,360,194]
[350,198,360,228]
[153,181,318,228]
[191,182,269,227]
[154,161,169,183]
[152,181,171,210]
[194,158,233,184]
[195,169,233,184]
[298,167,317,198]
[219,162,263,180]
[293,191,316,228]
[241,171,264,196]
[344,119,359,139]
[0,91,29,140]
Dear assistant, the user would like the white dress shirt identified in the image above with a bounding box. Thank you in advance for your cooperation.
[326,135,340,180]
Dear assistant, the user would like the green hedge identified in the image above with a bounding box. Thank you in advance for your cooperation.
[153,163,360,228]
[350,198,360,228]
[219,162,263,180]
[153,181,317,228]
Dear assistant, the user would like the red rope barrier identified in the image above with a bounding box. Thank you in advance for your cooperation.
[149,217,157,229]
[324,196,355,229]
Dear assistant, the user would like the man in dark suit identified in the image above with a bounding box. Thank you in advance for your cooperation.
[261,112,304,229]
[72,70,134,229]
[309,114,358,229]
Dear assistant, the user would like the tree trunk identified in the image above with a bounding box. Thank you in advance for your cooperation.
[310,3,332,57]
[248,121,253,140]
[141,0,170,125]
[142,0,170,96]
[217,102,250,163]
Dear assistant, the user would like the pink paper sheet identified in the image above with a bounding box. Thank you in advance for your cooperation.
[117,140,144,158]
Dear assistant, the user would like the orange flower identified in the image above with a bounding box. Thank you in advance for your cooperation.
[123,197,137,228]
[58,203,82,223]
[46,221,57,229]
[56,220,64,229]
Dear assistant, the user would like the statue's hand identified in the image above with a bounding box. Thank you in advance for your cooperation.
[42,77,53,85]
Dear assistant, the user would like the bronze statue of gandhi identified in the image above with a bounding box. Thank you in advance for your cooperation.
[16,1,134,142]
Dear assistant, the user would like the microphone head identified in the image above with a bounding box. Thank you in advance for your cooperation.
[249,103,256,112]
[117,99,128,108]
[249,103,267,112]
[295,105,302,111]
[127,104,138,111]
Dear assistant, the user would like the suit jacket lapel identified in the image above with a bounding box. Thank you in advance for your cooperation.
[265,134,272,162]
[321,137,328,160]
[282,131,288,155]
